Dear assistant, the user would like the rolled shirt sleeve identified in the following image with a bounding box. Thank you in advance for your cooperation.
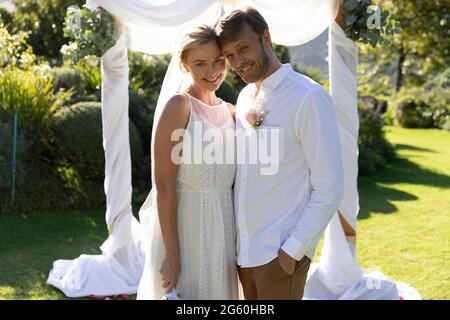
[281,88,344,260]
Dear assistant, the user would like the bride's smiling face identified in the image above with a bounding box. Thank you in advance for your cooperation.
[182,41,227,92]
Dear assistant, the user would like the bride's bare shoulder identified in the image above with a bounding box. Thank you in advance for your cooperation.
[159,93,190,128]
[165,93,190,112]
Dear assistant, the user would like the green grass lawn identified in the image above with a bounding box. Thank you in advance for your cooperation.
[0,126,449,300]
[355,126,450,300]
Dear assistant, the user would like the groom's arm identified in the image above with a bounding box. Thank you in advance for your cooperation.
[281,88,344,261]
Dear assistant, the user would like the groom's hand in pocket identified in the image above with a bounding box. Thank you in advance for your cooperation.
[278,249,297,276]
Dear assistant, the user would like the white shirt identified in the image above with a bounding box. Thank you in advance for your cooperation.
[234,64,344,267]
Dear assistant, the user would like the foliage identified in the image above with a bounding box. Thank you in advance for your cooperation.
[51,101,144,208]
[442,119,450,132]
[273,44,290,64]
[391,87,450,129]
[216,81,238,105]
[74,56,101,95]
[295,66,329,91]
[127,52,169,187]
[52,101,143,180]
[0,25,72,130]
[0,8,13,27]
[129,52,170,101]
[50,66,83,94]
[5,0,85,62]
[0,23,76,213]
[358,0,449,93]
[342,0,398,47]
[51,61,101,106]
[0,69,72,162]
[0,24,35,69]
[61,5,117,64]
[0,122,31,193]
[358,106,395,175]
[127,89,153,191]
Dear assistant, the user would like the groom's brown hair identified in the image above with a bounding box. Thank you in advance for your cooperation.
[216,7,269,45]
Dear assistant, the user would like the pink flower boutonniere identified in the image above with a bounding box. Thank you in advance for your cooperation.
[245,108,268,128]
[244,96,269,128]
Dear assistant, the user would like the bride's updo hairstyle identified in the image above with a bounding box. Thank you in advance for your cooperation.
[177,25,218,71]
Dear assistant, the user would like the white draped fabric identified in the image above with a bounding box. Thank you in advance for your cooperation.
[47,0,420,299]
[47,28,146,297]
[304,22,421,300]
[91,0,339,54]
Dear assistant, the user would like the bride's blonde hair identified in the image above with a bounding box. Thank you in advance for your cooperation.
[177,25,218,69]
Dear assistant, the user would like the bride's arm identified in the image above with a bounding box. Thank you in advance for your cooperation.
[153,93,190,293]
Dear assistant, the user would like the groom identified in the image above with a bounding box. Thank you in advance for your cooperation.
[217,7,344,300]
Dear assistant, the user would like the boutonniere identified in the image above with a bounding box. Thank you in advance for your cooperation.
[245,108,268,128]
[244,97,269,128]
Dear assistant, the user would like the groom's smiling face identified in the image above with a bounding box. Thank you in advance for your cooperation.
[221,23,271,84]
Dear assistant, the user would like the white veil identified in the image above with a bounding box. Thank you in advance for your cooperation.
[137,52,190,248]
[149,55,192,186]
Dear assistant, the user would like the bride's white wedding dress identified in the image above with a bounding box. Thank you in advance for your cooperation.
[137,93,239,300]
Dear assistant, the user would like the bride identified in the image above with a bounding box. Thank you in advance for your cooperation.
[137,25,239,300]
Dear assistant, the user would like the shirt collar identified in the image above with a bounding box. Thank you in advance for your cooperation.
[253,63,292,99]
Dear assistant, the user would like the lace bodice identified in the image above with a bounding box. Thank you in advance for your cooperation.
[176,93,236,191]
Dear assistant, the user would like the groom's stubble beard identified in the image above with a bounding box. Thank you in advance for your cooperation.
[239,37,271,84]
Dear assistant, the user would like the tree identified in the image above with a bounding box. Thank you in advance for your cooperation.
[359,0,449,98]
[5,0,85,63]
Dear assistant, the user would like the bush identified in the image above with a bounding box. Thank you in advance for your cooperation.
[51,101,143,208]
[5,0,85,62]
[129,89,154,152]
[382,107,394,126]
[0,121,31,191]
[128,89,153,191]
[392,87,450,129]
[0,159,69,214]
[53,101,143,179]
[0,67,72,159]
[75,57,101,96]
[216,81,238,105]
[358,143,377,175]
[51,66,99,105]
[0,116,72,215]
[128,52,169,104]
[127,52,169,193]
[358,107,395,175]
[51,66,82,92]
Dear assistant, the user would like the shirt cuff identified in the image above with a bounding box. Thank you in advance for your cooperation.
[281,235,308,261]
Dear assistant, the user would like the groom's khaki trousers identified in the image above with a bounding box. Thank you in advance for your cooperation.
[238,255,311,300]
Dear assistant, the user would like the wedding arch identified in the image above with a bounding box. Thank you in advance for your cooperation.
[47,0,420,300]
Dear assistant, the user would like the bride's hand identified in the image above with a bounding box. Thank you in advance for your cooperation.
[159,253,181,293]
